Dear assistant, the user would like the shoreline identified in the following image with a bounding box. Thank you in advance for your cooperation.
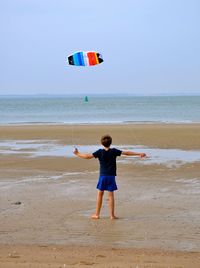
[1,120,200,125]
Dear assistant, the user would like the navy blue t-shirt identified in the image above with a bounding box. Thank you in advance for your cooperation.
[93,148,122,176]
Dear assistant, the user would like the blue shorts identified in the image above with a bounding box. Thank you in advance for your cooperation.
[96,175,118,192]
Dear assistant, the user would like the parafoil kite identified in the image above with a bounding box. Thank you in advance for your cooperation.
[68,51,103,66]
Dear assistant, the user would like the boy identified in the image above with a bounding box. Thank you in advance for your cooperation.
[73,135,146,220]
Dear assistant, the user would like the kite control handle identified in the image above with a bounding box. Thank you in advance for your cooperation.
[73,147,79,155]
[140,153,147,158]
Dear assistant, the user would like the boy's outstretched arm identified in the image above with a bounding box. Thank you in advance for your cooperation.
[73,147,94,159]
[122,151,146,158]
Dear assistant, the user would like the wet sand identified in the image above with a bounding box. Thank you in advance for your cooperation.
[0,124,200,267]
[0,123,200,149]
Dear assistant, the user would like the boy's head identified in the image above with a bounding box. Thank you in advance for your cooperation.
[101,135,112,148]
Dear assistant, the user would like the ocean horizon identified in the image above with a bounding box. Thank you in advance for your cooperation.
[0,95,200,125]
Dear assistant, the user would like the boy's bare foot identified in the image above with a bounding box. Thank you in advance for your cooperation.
[110,215,119,220]
[91,214,100,219]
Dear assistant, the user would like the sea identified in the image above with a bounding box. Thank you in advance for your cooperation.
[0,95,200,125]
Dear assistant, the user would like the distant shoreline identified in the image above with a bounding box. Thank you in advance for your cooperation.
[0,120,200,126]
[1,93,200,97]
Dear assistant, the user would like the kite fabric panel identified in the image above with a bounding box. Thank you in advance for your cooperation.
[68,51,103,66]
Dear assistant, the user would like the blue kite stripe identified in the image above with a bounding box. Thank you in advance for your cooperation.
[73,53,79,66]
[77,52,85,66]
[72,52,85,66]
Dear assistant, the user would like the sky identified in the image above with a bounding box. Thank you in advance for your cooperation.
[0,0,200,95]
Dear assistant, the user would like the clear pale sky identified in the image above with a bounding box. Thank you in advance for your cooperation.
[1,0,200,95]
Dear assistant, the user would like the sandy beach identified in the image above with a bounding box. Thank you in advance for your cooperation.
[0,124,200,267]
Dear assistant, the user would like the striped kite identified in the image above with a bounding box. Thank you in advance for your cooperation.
[68,51,103,66]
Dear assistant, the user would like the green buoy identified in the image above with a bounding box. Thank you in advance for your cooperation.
[84,96,89,102]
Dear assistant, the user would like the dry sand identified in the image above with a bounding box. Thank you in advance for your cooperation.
[0,124,200,267]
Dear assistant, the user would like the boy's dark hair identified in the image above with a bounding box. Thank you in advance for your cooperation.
[101,135,112,147]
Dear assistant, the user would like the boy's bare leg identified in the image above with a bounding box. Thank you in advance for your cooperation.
[91,190,104,219]
[108,191,118,219]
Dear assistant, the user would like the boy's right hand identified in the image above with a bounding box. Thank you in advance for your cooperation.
[140,153,146,158]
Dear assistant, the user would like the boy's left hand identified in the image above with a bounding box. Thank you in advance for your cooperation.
[73,147,79,155]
